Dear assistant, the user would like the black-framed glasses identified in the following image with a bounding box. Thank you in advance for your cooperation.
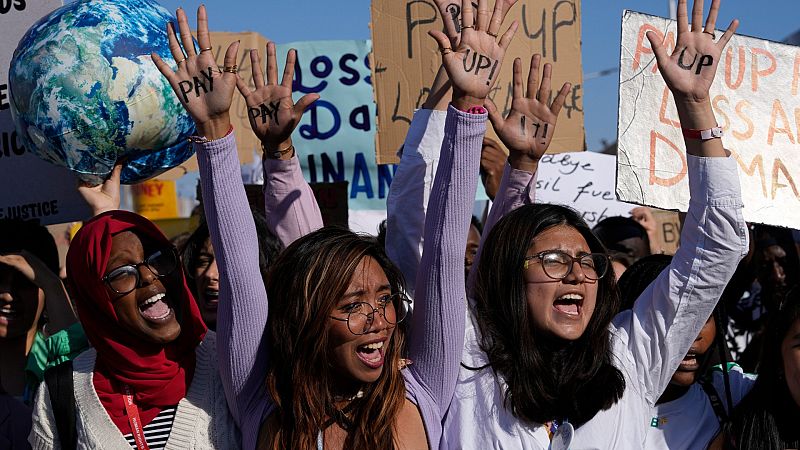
[329,293,411,335]
[102,247,179,295]
[524,250,609,281]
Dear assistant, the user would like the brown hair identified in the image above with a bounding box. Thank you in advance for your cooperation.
[264,227,408,449]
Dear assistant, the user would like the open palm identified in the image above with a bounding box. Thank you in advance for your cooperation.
[151,6,239,127]
[647,0,738,103]
[487,55,570,162]
[429,0,518,101]
[237,43,318,148]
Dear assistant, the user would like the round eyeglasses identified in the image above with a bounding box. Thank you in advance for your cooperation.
[329,293,411,335]
[102,247,179,295]
[523,250,609,281]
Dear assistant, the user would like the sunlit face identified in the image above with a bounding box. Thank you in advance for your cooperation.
[465,224,481,281]
[0,264,44,340]
[105,231,182,344]
[523,225,599,341]
[671,315,716,386]
[328,256,396,385]
[781,317,800,408]
[192,238,219,329]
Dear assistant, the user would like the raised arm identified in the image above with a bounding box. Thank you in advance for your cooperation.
[613,0,747,404]
[237,44,322,247]
[465,54,572,293]
[152,7,269,446]
[385,65,450,294]
[408,0,517,409]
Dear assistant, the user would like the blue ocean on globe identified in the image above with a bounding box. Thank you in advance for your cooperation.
[8,0,196,184]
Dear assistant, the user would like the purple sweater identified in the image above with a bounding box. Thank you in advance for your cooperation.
[194,106,484,450]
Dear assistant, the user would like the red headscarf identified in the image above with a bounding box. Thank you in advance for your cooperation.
[66,210,207,434]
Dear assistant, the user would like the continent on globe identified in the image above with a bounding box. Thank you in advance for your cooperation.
[8,0,196,184]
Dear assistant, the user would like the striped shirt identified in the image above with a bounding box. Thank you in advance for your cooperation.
[123,405,177,450]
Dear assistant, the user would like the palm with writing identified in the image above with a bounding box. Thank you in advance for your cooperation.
[429,0,518,109]
[486,55,571,172]
[237,43,319,150]
[151,5,239,139]
[646,0,738,103]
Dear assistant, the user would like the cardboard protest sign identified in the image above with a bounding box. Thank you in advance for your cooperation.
[0,0,92,225]
[534,152,638,228]
[371,0,586,164]
[275,39,394,213]
[131,179,179,220]
[159,31,270,178]
[650,209,681,255]
[617,11,800,229]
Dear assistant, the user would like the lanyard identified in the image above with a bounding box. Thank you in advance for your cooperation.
[122,385,150,450]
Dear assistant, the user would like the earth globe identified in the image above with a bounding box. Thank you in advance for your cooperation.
[8,0,196,185]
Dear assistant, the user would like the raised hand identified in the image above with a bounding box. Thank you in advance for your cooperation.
[646,0,737,157]
[485,55,570,172]
[429,0,518,110]
[78,163,122,216]
[646,0,737,104]
[151,5,239,140]
[237,43,319,157]
[432,0,517,47]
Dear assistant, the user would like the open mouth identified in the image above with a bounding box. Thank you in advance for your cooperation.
[553,293,583,317]
[356,340,385,369]
[203,289,219,310]
[677,351,701,371]
[0,303,19,324]
[138,293,174,323]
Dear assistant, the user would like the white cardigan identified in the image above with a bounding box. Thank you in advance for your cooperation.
[28,331,240,449]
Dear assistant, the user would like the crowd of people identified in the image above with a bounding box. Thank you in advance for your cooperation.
[1,0,799,448]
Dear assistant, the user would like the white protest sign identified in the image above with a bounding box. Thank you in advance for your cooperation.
[0,0,90,225]
[617,11,800,228]
[535,152,637,228]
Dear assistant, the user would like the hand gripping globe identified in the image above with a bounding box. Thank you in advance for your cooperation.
[8,0,196,184]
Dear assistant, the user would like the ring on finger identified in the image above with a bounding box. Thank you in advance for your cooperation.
[441,47,454,55]
[703,30,716,39]
[487,31,498,38]
[175,57,186,65]
[199,47,213,53]
[222,64,238,74]
[461,25,474,30]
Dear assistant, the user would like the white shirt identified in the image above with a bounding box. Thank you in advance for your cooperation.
[442,155,748,450]
[644,365,755,449]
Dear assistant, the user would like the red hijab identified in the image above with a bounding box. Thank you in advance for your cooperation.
[66,210,207,434]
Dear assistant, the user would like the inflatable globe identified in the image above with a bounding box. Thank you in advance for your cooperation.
[8,0,196,185]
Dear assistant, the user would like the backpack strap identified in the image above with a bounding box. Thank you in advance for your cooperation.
[44,360,76,450]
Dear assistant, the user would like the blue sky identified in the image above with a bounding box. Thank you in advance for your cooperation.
[158,0,799,151]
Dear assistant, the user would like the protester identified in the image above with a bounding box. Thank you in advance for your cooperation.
[432,1,748,447]
[0,218,87,409]
[151,2,520,448]
[725,287,800,448]
[618,255,756,449]
[181,216,281,330]
[592,216,652,263]
[28,143,238,447]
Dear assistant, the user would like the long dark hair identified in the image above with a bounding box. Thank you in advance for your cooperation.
[264,227,408,450]
[726,288,800,449]
[471,204,625,426]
